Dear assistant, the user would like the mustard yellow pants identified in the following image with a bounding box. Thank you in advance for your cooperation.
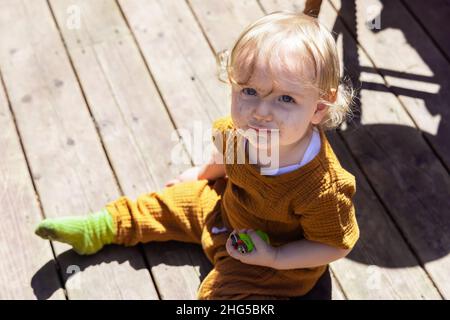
[105,178,323,299]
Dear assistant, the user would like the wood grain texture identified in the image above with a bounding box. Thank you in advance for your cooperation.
[48,0,214,299]
[0,70,65,300]
[328,0,450,299]
[0,0,158,299]
[330,0,450,170]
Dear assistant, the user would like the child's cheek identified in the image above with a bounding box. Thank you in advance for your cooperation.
[231,101,249,128]
[281,116,305,143]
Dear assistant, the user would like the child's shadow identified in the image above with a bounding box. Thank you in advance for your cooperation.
[31,242,213,300]
[328,0,449,270]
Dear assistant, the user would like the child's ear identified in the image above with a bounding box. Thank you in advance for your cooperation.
[311,102,328,125]
[311,88,336,125]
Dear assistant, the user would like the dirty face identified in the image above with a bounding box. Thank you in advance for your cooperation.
[230,53,327,157]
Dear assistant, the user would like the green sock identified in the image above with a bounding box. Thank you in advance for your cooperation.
[35,208,116,255]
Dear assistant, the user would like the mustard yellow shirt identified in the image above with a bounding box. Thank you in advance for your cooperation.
[212,115,359,250]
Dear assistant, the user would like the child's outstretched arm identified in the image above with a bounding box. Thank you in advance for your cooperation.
[198,142,227,180]
[226,229,351,270]
[165,142,226,186]
[268,239,351,270]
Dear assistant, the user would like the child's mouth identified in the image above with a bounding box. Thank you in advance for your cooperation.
[249,125,269,132]
[247,125,279,134]
[244,126,280,150]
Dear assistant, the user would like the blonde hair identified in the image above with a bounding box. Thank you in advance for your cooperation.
[216,11,354,130]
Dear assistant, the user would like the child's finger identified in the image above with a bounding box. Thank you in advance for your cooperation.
[225,237,231,252]
[226,236,238,258]
[227,231,243,255]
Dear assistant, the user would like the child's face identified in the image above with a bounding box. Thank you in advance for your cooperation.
[230,55,327,151]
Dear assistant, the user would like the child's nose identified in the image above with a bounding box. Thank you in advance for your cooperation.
[252,102,273,122]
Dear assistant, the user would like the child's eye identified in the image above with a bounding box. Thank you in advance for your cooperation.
[279,95,296,104]
[242,88,257,96]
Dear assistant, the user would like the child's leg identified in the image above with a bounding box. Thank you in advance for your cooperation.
[35,179,222,255]
[197,250,327,299]
[197,254,280,300]
[108,179,220,246]
[35,208,115,255]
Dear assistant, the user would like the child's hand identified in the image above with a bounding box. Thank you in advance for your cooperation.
[165,166,201,187]
[226,229,278,268]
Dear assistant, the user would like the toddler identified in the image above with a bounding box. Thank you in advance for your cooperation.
[35,11,359,300]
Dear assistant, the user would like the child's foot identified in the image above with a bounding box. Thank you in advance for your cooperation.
[35,208,116,255]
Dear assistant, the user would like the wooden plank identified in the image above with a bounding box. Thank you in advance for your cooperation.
[148,242,213,299]
[190,0,442,299]
[329,269,346,300]
[329,0,450,170]
[187,0,263,52]
[327,132,441,299]
[117,0,230,134]
[48,0,213,299]
[0,75,65,300]
[323,0,449,298]
[401,0,450,61]
[0,0,158,299]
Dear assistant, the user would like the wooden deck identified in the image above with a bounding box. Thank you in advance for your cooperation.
[0,0,448,299]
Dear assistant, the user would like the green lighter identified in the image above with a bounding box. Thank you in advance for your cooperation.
[230,230,270,253]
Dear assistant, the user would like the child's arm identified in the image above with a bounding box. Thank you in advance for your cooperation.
[226,230,351,270]
[269,239,351,270]
[197,143,226,180]
[165,143,226,186]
